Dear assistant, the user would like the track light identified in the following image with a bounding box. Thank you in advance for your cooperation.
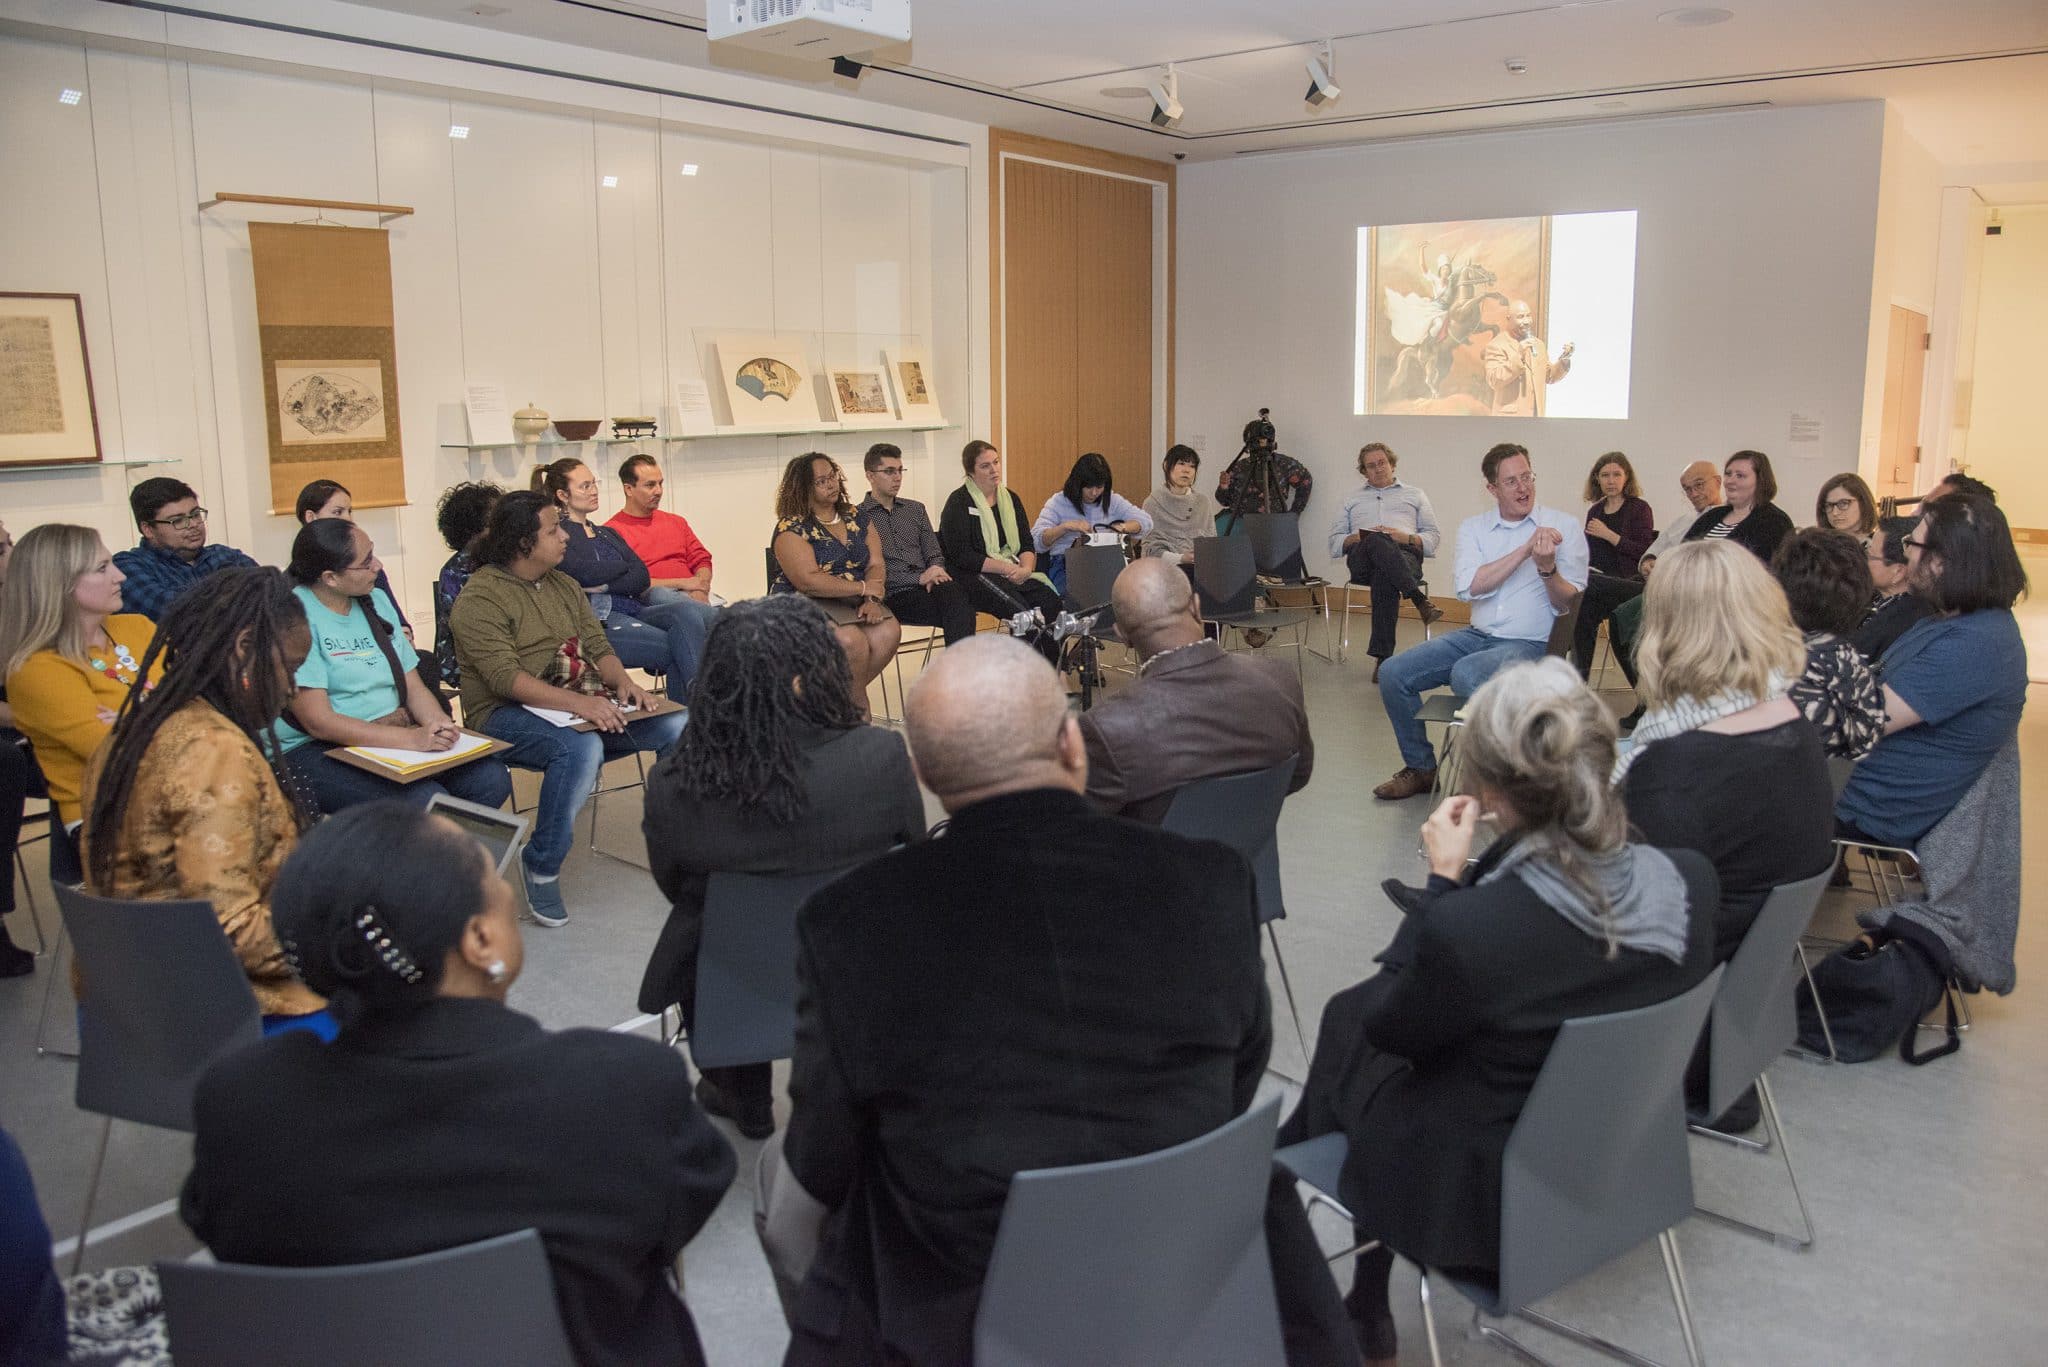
[832,55,866,81]
[1146,65,1183,129]
[1305,42,1341,109]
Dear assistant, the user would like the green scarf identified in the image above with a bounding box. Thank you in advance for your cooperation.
[965,478,1054,591]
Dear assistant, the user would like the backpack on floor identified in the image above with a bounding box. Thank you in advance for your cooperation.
[1796,922,1960,1064]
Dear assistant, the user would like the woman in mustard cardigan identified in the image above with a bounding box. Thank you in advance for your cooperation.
[0,525,164,840]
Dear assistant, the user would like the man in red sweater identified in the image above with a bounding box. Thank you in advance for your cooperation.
[608,454,715,605]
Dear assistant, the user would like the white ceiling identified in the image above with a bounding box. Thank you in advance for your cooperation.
[332,1,2048,178]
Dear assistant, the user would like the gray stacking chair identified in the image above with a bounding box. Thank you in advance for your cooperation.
[1161,757,1307,1072]
[160,1228,575,1367]
[684,865,852,1068]
[56,884,262,1274]
[1689,867,1833,1251]
[1192,535,1310,670]
[975,1098,1285,1367]
[1278,968,1724,1367]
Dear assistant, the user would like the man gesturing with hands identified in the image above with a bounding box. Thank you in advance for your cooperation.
[1373,443,1588,799]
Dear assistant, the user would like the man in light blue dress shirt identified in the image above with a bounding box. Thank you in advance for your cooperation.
[1373,443,1589,799]
[1327,442,1445,670]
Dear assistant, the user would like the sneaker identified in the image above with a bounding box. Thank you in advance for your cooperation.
[1243,628,1272,648]
[1372,766,1437,801]
[525,874,569,928]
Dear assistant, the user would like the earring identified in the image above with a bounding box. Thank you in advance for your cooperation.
[486,960,508,985]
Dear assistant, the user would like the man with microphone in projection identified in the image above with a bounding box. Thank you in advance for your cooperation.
[1484,300,1574,416]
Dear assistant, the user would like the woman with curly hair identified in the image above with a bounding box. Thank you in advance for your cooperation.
[770,452,901,712]
[638,595,925,1138]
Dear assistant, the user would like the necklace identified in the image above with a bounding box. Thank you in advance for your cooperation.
[1139,639,1210,676]
[88,640,140,685]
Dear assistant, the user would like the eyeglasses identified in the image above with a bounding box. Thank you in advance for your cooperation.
[1824,497,1857,513]
[1495,474,1536,491]
[150,508,207,529]
[1904,536,1930,554]
[875,465,904,477]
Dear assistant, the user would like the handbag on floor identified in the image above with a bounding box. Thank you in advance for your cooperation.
[1796,922,1960,1064]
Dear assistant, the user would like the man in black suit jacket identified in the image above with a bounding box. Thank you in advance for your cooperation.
[1079,556,1314,823]
[767,634,1356,1366]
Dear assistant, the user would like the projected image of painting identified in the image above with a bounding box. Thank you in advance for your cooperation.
[1356,211,1637,420]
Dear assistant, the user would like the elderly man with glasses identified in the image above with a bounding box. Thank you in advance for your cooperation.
[1372,443,1588,800]
[112,477,259,621]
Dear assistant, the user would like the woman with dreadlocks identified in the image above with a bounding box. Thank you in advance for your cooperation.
[638,594,926,1139]
[79,566,335,1038]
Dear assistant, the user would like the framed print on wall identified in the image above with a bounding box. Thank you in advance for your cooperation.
[713,333,824,428]
[883,347,943,425]
[0,292,103,467]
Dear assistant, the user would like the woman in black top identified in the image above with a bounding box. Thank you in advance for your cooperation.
[1281,659,1714,1363]
[1682,449,1795,564]
[1851,515,1937,661]
[1815,472,1877,537]
[1573,452,1656,674]
[639,595,926,1139]
[937,439,1064,659]
[1773,529,1885,759]
[182,802,735,1367]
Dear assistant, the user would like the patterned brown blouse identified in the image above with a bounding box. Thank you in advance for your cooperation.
[80,701,322,1017]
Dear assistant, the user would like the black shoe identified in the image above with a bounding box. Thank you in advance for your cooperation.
[0,920,33,978]
[695,1075,775,1141]
[1350,1311,1397,1365]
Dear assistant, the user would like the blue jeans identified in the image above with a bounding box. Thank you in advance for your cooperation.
[605,597,720,694]
[281,742,514,817]
[1379,628,1547,770]
[481,703,687,878]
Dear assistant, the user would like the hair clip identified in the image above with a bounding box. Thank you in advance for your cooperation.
[356,906,425,985]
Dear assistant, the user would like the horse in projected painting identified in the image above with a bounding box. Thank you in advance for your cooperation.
[1370,217,1546,416]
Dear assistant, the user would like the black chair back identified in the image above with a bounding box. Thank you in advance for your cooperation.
[1191,536,1257,619]
[693,865,856,1068]
[1160,756,1298,924]
[1238,514,1305,580]
[1063,542,1127,624]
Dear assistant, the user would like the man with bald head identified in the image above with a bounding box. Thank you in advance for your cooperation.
[1079,557,1313,823]
[772,634,1354,1365]
[1571,458,1720,677]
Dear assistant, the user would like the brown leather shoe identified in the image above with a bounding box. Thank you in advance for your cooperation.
[1415,597,1445,626]
[1373,766,1436,800]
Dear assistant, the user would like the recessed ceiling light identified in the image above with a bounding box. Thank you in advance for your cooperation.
[601,175,619,189]
[1658,7,1734,26]
[58,88,82,105]
[679,163,699,176]
[448,124,469,139]
[1101,85,1149,99]
[1504,57,1528,75]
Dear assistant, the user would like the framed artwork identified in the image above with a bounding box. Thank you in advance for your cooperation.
[883,347,943,425]
[827,367,897,426]
[712,333,823,428]
[0,292,103,466]
[1360,216,1549,416]
[274,361,387,445]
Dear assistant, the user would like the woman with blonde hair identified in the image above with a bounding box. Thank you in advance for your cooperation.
[0,524,164,869]
[1279,657,1715,1363]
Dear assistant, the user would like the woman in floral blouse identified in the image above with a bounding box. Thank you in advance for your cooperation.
[80,567,332,1038]
[770,452,899,716]
[1773,528,1886,760]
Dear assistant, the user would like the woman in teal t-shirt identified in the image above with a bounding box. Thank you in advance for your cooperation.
[279,520,512,816]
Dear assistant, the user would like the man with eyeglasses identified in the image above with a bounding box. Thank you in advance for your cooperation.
[112,477,258,621]
[858,442,976,644]
[1373,443,1588,800]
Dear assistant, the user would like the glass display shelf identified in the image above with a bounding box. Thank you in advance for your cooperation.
[442,423,952,451]
[0,457,181,475]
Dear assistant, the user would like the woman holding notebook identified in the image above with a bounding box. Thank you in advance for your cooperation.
[276,518,512,815]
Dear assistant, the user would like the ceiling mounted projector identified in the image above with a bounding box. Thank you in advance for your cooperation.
[1305,43,1341,109]
[709,0,911,61]
[1147,66,1183,128]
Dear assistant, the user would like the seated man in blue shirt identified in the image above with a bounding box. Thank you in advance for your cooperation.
[1835,492,2029,848]
[112,477,259,620]
[1328,441,1445,675]
[1374,443,1589,800]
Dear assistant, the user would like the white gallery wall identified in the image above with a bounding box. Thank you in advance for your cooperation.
[1176,103,1887,568]
[1962,203,2048,528]
[0,6,980,621]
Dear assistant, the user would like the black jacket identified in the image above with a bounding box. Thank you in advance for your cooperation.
[781,787,1304,1365]
[637,723,927,1017]
[1682,500,1795,565]
[180,999,736,1367]
[936,485,1036,582]
[1281,841,1717,1277]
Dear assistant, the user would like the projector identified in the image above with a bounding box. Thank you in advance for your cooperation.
[708,0,912,59]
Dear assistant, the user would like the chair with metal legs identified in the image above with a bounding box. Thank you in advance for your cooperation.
[56,884,262,1274]
[1325,577,1434,664]
[1277,968,1724,1367]
[1689,867,1833,1251]
[1160,758,1308,1080]
[879,626,944,723]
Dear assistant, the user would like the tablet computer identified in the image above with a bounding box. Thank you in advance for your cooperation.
[424,794,531,877]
